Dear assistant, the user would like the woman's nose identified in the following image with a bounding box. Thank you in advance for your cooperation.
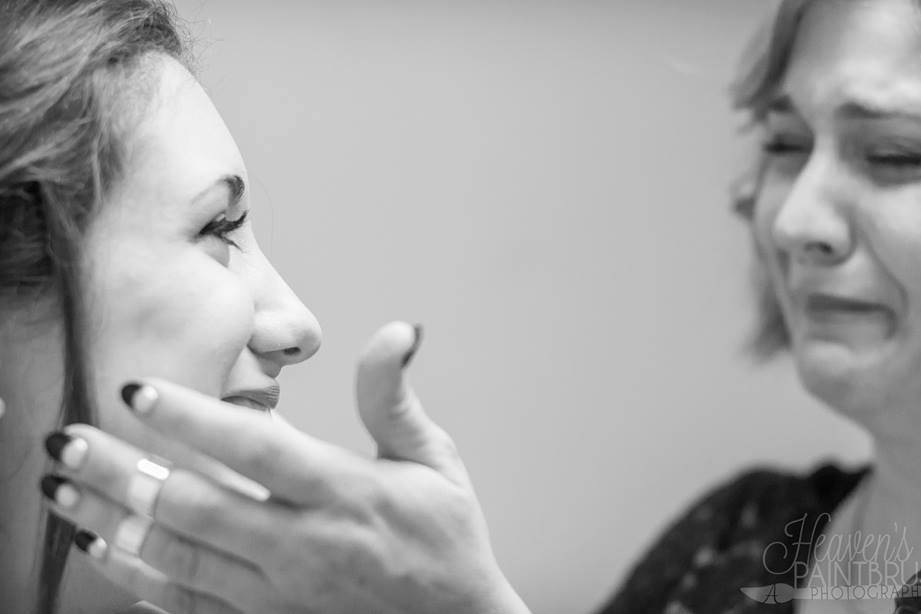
[249,260,322,366]
[769,154,854,267]
[252,297,322,366]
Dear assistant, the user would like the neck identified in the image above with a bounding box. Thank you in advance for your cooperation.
[849,410,921,590]
[0,396,51,613]
[863,399,921,521]
[0,316,134,614]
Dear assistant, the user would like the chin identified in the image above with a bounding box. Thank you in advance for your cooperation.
[791,337,891,415]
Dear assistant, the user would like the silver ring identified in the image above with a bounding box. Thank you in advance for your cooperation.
[125,456,171,517]
[113,514,152,556]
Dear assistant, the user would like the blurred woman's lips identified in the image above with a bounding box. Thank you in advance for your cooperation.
[801,293,896,335]
[805,293,891,315]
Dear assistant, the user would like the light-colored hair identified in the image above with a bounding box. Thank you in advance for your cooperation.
[0,1,190,611]
[728,0,810,359]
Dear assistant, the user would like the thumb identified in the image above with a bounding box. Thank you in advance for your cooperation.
[356,322,468,486]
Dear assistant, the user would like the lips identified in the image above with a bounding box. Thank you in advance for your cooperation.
[223,396,272,413]
[222,383,280,414]
[805,293,889,314]
[800,293,896,335]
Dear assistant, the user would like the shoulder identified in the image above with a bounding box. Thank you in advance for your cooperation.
[647,458,872,543]
[686,459,871,538]
[593,460,872,614]
[633,459,866,552]
[713,459,872,516]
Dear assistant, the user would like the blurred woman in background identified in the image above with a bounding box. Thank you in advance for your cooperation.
[600,1,921,612]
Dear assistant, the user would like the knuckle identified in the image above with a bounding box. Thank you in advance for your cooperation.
[309,520,378,577]
[165,473,223,534]
[343,525,384,570]
[354,472,389,513]
[169,537,203,584]
[144,526,203,585]
[427,426,461,462]
[389,393,414,418]
[327,471,389,525]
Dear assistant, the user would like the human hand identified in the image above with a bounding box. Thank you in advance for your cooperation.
[41,322,530,614]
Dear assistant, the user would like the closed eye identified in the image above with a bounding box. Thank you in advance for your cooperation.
[865,152,921,167]
[761,139,811,155]
[199,210,248,249]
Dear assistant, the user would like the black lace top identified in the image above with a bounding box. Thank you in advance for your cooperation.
[594,461,921,614]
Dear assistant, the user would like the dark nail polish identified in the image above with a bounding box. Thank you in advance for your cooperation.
[402,324,424,368]
[121,382,141,408]
[74,529,106,559]
[120,382,158,414]
[74,530,97,553]
[40,475,67,501]
[44,431,72,463]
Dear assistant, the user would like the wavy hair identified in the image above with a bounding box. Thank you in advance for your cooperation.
[0,1,189,611]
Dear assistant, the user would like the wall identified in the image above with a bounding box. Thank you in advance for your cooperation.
[171,2,873,612]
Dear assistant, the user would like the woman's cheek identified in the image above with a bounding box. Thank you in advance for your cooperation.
[751,185,783,259]
[859,197,921,282]
[750,183,798,319]
[88,245,254,393]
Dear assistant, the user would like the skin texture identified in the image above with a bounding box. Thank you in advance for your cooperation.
[0,54,528,614]
[753,0,921,601]
[0,55,322,613]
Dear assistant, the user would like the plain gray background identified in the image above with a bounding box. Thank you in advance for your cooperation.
[170,2,873,612]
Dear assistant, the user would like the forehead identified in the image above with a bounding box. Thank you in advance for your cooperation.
[115,56,245,205]
[781,0,921,117]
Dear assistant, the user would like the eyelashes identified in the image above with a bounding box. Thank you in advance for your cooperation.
[199,210,248,250]
[760,139,810,155]
[864,152,921,167]
[760,138,921,179]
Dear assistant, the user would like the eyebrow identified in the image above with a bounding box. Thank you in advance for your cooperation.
[192,174,246,208]
[837,100,921,122]
[765,93,921,122]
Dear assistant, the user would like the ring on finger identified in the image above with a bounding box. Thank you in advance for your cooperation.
[113,514,152,556]
[126,455,171,517]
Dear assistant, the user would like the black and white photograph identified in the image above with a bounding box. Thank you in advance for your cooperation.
[5,1,921,613]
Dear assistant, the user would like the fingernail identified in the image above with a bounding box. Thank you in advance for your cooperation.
[74,530,107,559]
[44,432,89,469]
[40,475,80,508]
[401,324,424,368]
[121,382,158,414]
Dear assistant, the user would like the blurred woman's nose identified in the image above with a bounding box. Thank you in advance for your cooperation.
[249,257,322,366]
[769,152,855,267]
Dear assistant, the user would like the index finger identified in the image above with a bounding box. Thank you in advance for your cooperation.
[120,377,361,505]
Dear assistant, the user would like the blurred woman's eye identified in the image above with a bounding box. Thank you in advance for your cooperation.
[863,146,921,184]
[199,210,248,250]
[761,137,812,156]
[761,135,811,177]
